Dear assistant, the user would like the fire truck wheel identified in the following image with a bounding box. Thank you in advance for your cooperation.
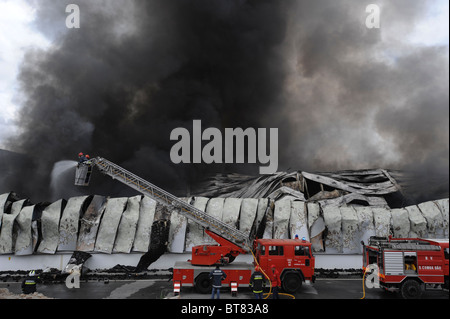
[195,273,212,294]
[400,279,423,299]
[282,272,302,294]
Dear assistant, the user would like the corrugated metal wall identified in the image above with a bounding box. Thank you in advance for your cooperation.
[0,192,448,256]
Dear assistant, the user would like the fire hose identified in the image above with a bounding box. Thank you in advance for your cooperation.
[360,266,369,299]
[249,246,296,300]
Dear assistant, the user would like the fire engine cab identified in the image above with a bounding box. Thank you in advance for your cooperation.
[362,236,449,299]
[254,238,315,293]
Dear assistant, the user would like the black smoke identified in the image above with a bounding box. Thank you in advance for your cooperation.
[4,0,449,203]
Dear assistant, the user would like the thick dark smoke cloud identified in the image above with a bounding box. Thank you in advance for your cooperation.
[4,0,449,202]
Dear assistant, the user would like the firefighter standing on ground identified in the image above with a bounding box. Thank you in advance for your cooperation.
[250,266,265,299]
[21,270,38,294]
[209,265,227,299]
[270,264,281,299]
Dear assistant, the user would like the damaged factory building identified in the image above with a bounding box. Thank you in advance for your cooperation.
[0,169,448,272]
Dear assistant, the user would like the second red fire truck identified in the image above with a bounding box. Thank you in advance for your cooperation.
[362,236,449,299]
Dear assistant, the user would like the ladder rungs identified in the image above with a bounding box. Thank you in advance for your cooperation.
[94,157,250,250]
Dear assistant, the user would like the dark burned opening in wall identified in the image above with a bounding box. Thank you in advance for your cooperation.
[31,202,52,253]
[346,199,370,207]
[135,219,171,272]
[383,191,411,209]
[3,192,21,214]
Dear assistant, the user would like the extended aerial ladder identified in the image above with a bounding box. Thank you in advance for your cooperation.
[75,156,251,265]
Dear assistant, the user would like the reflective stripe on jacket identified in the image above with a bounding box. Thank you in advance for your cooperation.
[21,277,37,294]
[209,268,227,288]
[250,271,265,293]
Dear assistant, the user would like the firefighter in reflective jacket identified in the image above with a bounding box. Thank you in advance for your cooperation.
[22,270,38,294]
[209,265,227,299]
[250,266,265,299]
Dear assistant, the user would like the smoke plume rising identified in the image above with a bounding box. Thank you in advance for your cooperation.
[4,0,449,202]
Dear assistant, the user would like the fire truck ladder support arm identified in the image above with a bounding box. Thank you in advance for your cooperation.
[86,157,252,252]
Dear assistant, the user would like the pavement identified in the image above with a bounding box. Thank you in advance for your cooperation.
[1,278,448,299]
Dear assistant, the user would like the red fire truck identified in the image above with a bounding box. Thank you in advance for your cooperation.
[173,235,315,294]
[77,156,316,295]
[362,236,449,299]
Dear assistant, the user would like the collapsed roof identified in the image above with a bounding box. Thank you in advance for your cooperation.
[193,168,440,208]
